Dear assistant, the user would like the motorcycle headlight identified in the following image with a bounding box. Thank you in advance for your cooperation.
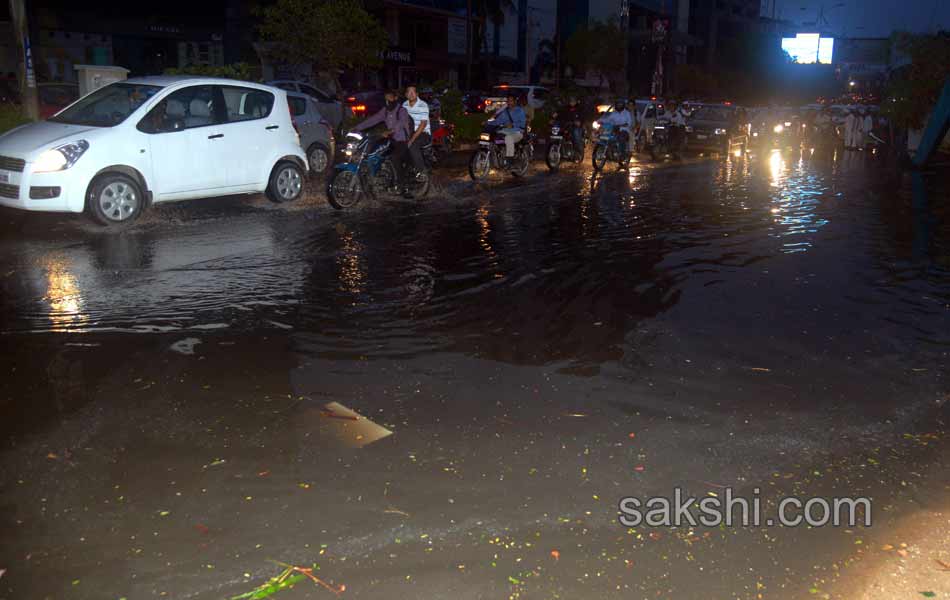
[479,132,491,141]
[685,126,693,133]
[784,121,792,127]
[592,121,601,130]
[753,132,759,137]
[714,128,726,135]
[773,124,784,134]
[33,140,89,173]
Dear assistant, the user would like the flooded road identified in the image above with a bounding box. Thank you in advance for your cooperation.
[0,148,948,599]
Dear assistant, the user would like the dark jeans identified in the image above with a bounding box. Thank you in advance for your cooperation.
[408,132,431,173]
[389,140,409,187]
[618,130,629,155]
[571,126,584,154]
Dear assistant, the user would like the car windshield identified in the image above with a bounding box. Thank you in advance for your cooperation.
[48,83,163,127]
[692,107,732,121]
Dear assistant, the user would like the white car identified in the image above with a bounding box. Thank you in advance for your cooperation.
[0,76,308,227]
[482,85,549,113]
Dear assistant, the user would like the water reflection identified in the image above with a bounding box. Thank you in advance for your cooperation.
[44,261,84,329]
[336,226,367,298]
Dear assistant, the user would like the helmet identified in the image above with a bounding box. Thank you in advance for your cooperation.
[614,98,627,111]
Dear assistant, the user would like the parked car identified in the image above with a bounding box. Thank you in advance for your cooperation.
[343,90,386,121]
[267,79,344,132]
[37,82,80,120]
[482,85,549,113]
[287,90,334,177]
[0,76,307,227]
[685,104,750,154]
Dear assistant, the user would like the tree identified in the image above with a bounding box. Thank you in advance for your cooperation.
[564,19,625,91]
[258,0,388,84]
[468,0,515,85]
[882,32,950,130]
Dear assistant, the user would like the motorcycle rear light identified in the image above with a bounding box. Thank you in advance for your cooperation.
[352,104,367,113]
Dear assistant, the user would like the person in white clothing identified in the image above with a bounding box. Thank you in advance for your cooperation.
[844,109,858,150]
[403,85,430,181]
[861,109,874,150]
[597,99,634,156]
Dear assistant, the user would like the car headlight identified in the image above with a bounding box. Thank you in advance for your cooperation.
[685,126,693,133]
[714,128,726,135]
[753,132,759,137]
[33,140,89,173]
[479,132,491,141]
[784,121,792,127]
[773,124,784,134]
[592,121,601,130]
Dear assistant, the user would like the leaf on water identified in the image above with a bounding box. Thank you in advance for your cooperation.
[920,593,936,598]
[508,576,521,585]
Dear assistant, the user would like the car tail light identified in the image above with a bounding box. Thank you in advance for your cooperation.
[347,96,356,102]
[352,104,367,114]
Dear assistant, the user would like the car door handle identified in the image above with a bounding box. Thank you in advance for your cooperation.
[208,134,224,139]
[266,125,280,130]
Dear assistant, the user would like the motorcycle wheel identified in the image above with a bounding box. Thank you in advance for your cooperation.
[592,144,607,171]
[511,149,530,177]
[469,150,491,181]
[405,169,431,200]
[545,143,561,171]
[326,169,363,210]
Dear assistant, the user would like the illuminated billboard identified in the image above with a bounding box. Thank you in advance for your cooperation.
[782,33,835,64]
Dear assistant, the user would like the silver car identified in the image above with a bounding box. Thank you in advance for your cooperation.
[267,80,344,132]
[287,91,335,177]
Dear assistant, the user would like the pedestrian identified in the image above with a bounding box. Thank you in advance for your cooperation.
[862,109,874,150]
[844,108,858,150]
[402,85,431,189]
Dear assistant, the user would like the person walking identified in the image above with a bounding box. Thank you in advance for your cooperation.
[844,109,858,150]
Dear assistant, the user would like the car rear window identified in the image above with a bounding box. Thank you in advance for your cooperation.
[221,86,275,122]
[288,96,307,117]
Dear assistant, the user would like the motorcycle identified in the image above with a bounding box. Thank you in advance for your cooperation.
[468,124,535,181]
[326,132,431,209]
[645,123,682,161]
[590,122,630,171]
[430,118,455,165]
[545,120,585,171]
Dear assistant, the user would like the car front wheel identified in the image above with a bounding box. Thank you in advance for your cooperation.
[86,173,145,226]
[266,161,305,203]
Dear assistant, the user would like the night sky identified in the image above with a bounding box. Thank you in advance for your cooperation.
[769,0,950,37]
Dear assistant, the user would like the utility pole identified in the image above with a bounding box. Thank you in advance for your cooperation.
[620,0,630,96]
[466,0,473,89]
[9,0,39,120]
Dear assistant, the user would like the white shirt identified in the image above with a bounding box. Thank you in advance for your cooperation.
[403,99,431,135]
[598,109,633,133]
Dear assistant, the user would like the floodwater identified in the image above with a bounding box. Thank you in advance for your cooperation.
[0,147,948,599]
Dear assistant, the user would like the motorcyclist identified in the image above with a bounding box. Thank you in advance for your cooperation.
[596,98,633,158]
[351,89,412,195]
[486,94,527,165]
[668,102,689,152]
[555,96,586,158]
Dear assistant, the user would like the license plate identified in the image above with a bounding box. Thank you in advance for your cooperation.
[550,135,562,140]
[0,171,9,184]
[696,134,707,140]
[479,141,490,147]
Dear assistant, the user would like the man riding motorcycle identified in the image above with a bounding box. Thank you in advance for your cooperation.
[486,94,527,166]
[556,96,586,159]
[351,89,414,197]
[596,99,634,158]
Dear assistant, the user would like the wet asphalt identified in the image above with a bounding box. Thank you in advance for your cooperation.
[0,147,949,600]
